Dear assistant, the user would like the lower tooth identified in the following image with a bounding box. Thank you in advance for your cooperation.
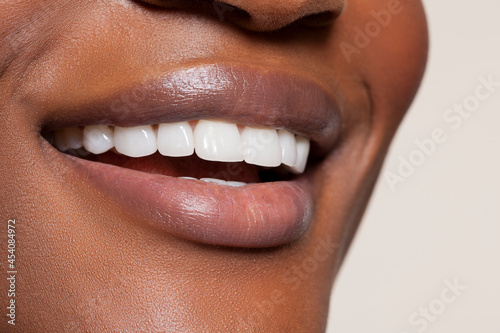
[180,177,247,187]
[226,181,247,187]
[200,178,227,185]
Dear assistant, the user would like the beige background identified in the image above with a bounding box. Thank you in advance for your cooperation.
[327,0,500,332]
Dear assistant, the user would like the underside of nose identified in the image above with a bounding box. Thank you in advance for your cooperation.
[220,0,344,31]
[136,0,345,32]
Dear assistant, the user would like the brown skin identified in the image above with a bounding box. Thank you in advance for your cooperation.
[0,0,427,332]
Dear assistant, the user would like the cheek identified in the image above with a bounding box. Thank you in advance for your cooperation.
[334,0,428,133]
[0,2,54,58]
[308,0,428,269]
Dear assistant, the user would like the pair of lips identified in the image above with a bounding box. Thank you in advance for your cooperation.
[44,65,341,248]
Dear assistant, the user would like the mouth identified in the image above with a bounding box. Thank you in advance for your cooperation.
[41,64,342,248]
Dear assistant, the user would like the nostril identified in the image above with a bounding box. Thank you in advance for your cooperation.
[211,1,250,24]
[133,0,252,28]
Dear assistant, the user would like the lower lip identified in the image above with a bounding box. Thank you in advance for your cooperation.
[68,155,314,248]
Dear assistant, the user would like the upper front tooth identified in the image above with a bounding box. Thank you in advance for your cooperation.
[241,127,282,167]
[278,129,297,168]
[114,125,157,158]
[291,135,310,174]
[83,125,114,154]
[194,120,244,162]
[157,122,194,157]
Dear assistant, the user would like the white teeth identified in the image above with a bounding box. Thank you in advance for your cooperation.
[83,125,114,154]
[194,120,244,162]
[291,136,310,174]
[114,125,157,158]
[201,178,248,187]
[52,121,312,176]
[200,178,228,185]
[179,177,197,180]
[157,122,194,157]
[278,129,297,168]
[182,177,247,187]
[241,127,282,167]
[226,181,247,187]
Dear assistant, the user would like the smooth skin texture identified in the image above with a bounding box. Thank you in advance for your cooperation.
[0,0,427,332]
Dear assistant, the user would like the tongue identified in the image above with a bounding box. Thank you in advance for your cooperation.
[88,152,262,183]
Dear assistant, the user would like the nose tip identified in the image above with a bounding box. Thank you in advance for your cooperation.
[220,0,345,31]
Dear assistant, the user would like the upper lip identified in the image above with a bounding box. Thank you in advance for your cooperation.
[42,64,342,155]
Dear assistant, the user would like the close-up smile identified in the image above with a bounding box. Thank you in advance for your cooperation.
[39,64,343,248]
